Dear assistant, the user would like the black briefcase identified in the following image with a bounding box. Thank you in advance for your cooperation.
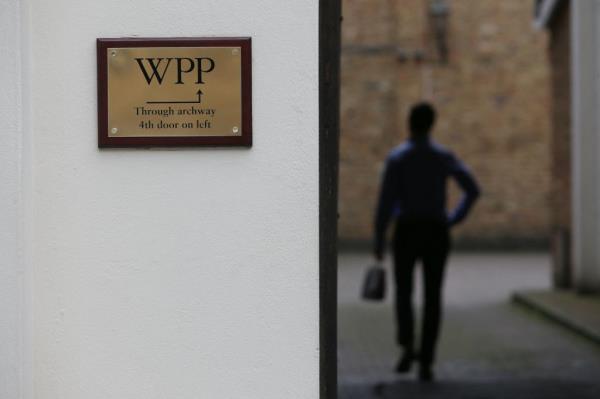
[361,264,386,301]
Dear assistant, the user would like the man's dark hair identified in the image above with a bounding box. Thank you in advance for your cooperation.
[409,102,436,137]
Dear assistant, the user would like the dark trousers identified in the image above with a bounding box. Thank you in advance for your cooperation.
[393,220,450,365]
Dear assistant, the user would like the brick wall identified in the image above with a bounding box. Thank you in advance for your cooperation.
[339,0,552,248]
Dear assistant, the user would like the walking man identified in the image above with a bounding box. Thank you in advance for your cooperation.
[374,102,480,381]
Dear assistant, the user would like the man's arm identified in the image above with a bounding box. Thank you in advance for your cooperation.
[447,153,480,226]
[374,158,397,260]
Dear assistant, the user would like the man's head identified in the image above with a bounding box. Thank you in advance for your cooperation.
[409,102,436,138]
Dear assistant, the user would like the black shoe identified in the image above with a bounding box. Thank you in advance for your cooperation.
[394,351,414,374]
[418,365,434,382]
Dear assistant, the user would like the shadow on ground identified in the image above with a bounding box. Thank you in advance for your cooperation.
[341,379,600,399]
[338,252,600,399]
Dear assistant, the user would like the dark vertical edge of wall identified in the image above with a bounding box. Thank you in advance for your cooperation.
[548,0,573,289]
[319,0,341,398]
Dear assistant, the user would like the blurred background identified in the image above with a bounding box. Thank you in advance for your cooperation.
[337,1,600,398]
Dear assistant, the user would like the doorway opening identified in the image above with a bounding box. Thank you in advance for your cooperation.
[333,1,600,398]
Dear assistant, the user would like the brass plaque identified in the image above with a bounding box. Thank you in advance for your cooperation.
[97,38,252,147]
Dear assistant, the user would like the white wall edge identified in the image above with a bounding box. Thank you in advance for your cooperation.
[570,0,600,292]
[19,0,34,397]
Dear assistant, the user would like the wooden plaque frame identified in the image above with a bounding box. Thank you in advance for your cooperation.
[97,37,252,148]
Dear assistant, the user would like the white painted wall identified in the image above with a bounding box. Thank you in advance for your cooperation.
[571,0,600,293]
[26,0,319,398]
[0,0,26,397]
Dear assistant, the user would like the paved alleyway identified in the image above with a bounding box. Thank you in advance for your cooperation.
[338,252,600,399]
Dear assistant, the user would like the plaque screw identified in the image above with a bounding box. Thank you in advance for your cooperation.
[232,48,239,56]
[233,126,239,134]
[111,127,118,134]
[111,50,117,57]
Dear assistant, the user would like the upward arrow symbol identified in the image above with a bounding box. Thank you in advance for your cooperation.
[146,89,206,105]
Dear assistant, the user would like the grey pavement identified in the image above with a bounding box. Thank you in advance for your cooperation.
[338,252,600,399]
[514,289,600,346]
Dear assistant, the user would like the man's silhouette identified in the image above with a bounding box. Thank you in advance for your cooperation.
[374,102,480,381]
